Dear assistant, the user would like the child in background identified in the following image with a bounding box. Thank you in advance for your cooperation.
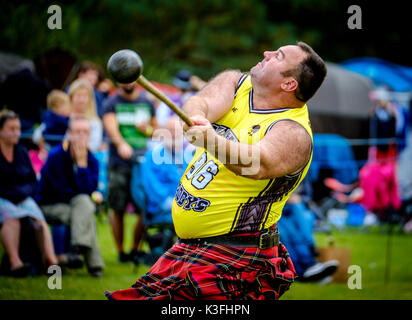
[40,90,71,149]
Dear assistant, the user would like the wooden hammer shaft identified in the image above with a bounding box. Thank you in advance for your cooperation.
[137,76,194,127]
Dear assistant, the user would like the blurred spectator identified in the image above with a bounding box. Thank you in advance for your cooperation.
[309,134,359,202]
[68,79,104,153]
[102,81,157,263]
[393,101,409,153]
[0,67,51,139]
[324,162,402,226]
[34,90,71,150]
[397,99,412,228]
[132,117,193,226]
[359,159,402,223]
[97,78,116,99]
[277,193,339,282]
[370,87,409,152]
[130,117,193,263]
[172,70,200,104]
[156,70,203,126]
[365,89,402,222]
[0,110,57,277]
[35,116,104,277]
[74,61,106,119]
[369,91,398,155]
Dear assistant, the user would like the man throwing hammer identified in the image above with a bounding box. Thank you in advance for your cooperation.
[105,41,327,300]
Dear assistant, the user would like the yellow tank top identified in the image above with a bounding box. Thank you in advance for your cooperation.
[172,74,313,238]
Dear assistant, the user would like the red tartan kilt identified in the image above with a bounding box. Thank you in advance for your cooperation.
[105,240,297,300]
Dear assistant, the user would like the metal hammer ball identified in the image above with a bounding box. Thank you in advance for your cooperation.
[107,49,195,126]
[107,49,143,84]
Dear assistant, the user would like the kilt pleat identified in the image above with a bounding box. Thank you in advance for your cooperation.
[105,240,297,300]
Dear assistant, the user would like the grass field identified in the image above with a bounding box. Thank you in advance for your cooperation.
[1,213,412,300]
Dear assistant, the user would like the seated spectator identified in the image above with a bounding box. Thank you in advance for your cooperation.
[68,78,104,153]
[130,117,194,264]
[277,192,339,282]
[0,110,58,277]
[43,90,71,146]
[132,117,193,224]
[35,115,104,277]
[34,90,71,150]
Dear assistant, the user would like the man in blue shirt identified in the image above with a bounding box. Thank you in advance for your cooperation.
[36,115,104,277]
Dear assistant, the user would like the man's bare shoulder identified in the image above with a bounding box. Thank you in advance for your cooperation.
[268,119,311,142]
[190,69,243,123]
[259,119,312,178]
[219,69,243,78]
[203,69,243,89]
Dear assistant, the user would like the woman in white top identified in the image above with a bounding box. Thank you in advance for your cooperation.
[68,79,103,153]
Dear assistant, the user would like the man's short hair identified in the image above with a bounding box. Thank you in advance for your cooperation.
[47,90,70,111]
[282,41,327,102]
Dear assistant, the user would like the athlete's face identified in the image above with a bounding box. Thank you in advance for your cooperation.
[250,45,306,91]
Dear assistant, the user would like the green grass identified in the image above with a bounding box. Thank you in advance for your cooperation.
[283,228,412,300]
[1,214,412,300]
[0,214,147,300]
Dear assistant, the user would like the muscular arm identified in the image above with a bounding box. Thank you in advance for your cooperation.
[182,70,243,123]
[255,120,312,178]
[187,119,312,179]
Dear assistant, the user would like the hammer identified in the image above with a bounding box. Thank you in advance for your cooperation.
[107,49,194,127]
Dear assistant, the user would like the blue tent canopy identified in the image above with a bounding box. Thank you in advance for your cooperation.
[341,57,412,92]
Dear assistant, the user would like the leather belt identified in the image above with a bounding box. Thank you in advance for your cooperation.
[179,227,280,249]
